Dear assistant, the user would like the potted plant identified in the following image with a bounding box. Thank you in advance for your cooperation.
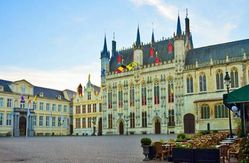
[141,137,152,161]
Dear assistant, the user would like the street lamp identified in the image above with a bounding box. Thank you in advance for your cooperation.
[224,71,233,138]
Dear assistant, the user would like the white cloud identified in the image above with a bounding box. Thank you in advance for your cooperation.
[0,63,100,91]
[130,0,177,20]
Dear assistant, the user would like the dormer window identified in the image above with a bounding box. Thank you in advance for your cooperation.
[39,92,44,97]
[21,85,26,94]
[0,86,3,92]
[58,95,62,100]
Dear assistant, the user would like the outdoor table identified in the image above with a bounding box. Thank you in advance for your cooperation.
[216,144,229,163]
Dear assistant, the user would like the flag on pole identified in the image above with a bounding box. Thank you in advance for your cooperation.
[126,62,138,71]
[21,95,25,103]
[33,95,38,103]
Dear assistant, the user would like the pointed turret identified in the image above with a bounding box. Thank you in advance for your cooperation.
[135,26,141,48]
[101,35,110,59]
[185,9,190,36]
[151,29,155,44]
[176,15,182,36]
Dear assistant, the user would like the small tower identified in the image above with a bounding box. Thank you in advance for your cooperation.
[100,35,110,84]
[133,26,143,65]
[185,9,193,50]
[176,14,182,37]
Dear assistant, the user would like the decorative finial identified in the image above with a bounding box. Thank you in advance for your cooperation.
[186,8,188,17]
[113,32,115,40]
[88,74,91,81]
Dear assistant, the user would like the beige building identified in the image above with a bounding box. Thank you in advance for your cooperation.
[73,75,102,136]
[0,79,75,136]
[99,13,249,135]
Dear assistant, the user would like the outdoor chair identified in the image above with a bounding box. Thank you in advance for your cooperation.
[227,144,241,162]
[154,142,169,160]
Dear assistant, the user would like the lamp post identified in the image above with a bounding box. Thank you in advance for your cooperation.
[224,71,233,138]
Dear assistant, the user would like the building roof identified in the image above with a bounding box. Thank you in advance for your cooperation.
[110,38,175,72]
[0,79,12,93]
[186,39,249,65]
[0,79,69,101]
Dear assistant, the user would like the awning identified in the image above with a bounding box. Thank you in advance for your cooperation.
[224,84,249,104]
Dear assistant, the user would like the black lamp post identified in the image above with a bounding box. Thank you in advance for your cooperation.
[224,71,233,138]
[92,118,96,136]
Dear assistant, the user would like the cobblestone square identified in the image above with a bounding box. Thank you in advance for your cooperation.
[0,135,176,163]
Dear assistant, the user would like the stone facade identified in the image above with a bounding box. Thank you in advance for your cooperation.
[99,14,249,135]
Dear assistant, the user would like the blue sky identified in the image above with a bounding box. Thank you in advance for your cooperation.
[0,0,248,90]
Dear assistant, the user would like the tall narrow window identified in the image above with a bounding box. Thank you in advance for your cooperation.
[93,104,96,112]
[87,92,91,100]
[168,109,175,126]
[39,116,43,127]
[130,86,134,106]
[154,84,160,104]
[87,104,91,113]
[215,104,228,118]
[76,106,81,114]
[99,103,102,112]
[39,102,44,110]
[6,113,12,125]
[142,111,147,127]
[130,112,135,128]
[186,75,193,93]
[46,116,50,127]
[231,68,239,88]
[7,99,12,108]
[33,102,37,110]
[108,114,112,129]
[82,105,86,113]
[88,117,92,128]
[201,105,210,119]
[0,98,3,108]
[118,90,123,108]
[46,103,50,111]
[52,117,56,127]
[216,70,224,90]
[82,118,86,128]
[141,87,147,106]
[108,91,112,109]
[75,118,80,128]
[199,74,207,92]
[168,80,174,103]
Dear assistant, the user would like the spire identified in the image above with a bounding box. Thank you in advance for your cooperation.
[135,25,141,48]
[101,35,110,59]
[176,14,182,36]
[185,8,190,36]
[103,35,107,52]
[151,28,155,43]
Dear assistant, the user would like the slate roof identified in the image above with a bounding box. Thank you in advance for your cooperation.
[186,39,249,65]
[0,79,12,92]
[0,79,69,101]
[110,38,175,72]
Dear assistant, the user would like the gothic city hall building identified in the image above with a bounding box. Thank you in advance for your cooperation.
[98,13,249,135]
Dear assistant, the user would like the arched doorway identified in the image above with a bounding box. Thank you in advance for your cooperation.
[19,116,26,136]
[119,121,124,135]
[184,113,195,134]
[155,119,161,134]
[98,118,102,136]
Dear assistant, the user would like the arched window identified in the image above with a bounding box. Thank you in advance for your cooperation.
[141,86,146,106]
[108,90,112,109]
[142,111,147,127]
[201,105,210,119]
[118,90,123,108]
[154,84,160,105]
[230,68,239,88]
[214,104,228,118]
[186,75,193,93]
[216,70,224,90]
[199,73,207,92]
[168,80,174,103]
[130,112,135,128]
[130,85,134,106]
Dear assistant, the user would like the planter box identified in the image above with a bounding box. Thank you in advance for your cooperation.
[172,148,194,163]
[172,148,220,163]
[194,148,220,163]
[148,146,155,160]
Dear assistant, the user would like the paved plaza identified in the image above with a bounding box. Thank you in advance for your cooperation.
[0,134,176,163]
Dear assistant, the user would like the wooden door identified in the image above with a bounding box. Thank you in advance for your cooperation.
[155,119,161,134]
[184,113,195,134]
[98,118,102,135]
[19,116,26,136]
[119,121,124,135]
